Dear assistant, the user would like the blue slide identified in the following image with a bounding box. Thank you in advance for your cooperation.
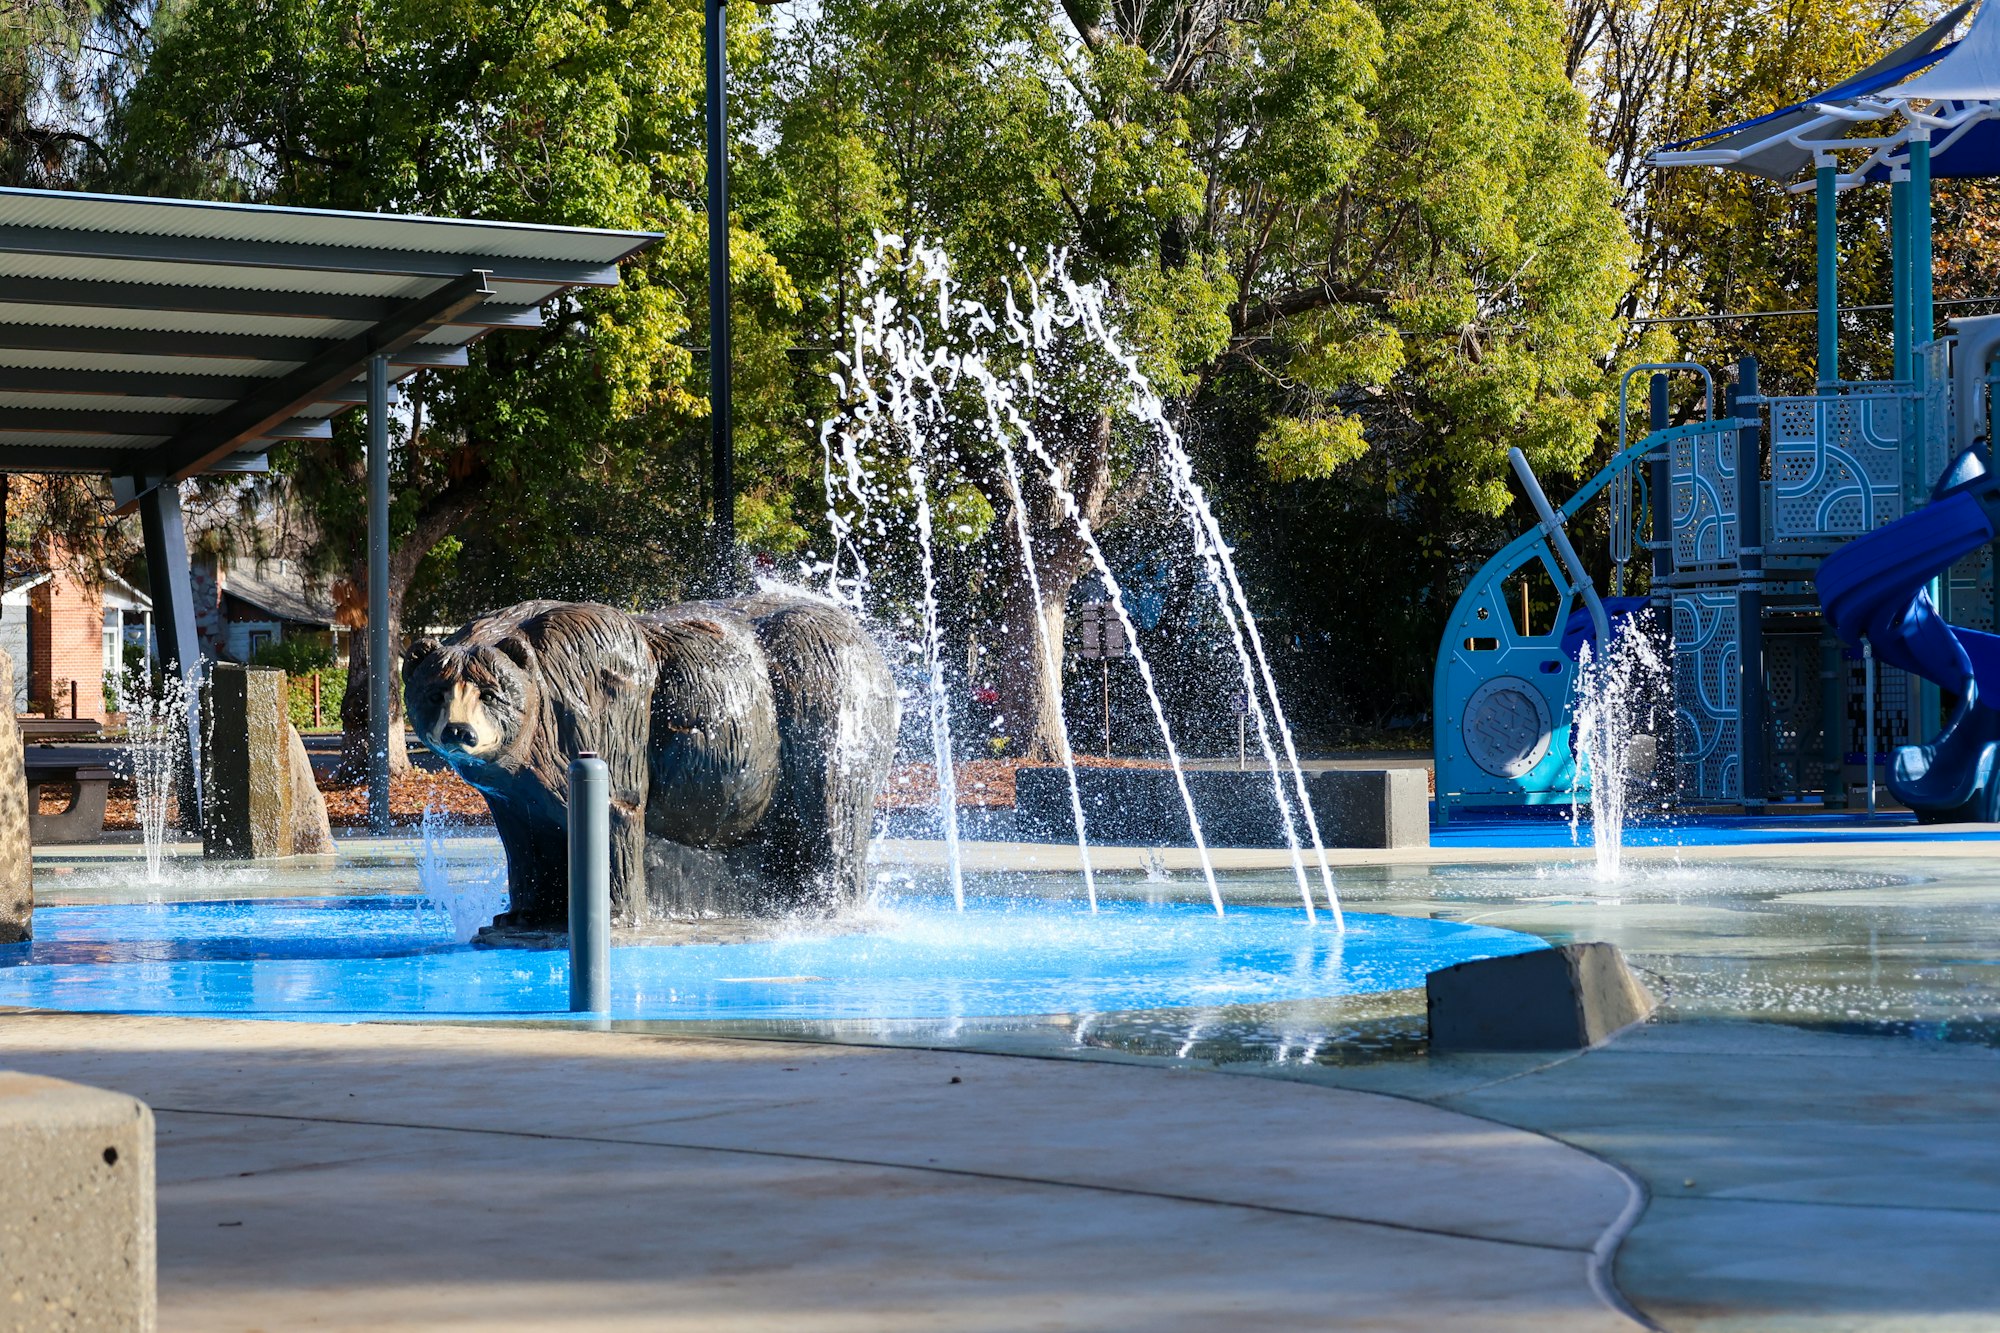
[1817,449,2000,821]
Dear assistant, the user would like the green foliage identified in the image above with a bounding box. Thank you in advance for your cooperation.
[104,0,808,616]
[1256,413,1371,482]
[63,0,1954,743]
[1570,0,1948,393]
[290,668,348,734]
[251,638,337,675]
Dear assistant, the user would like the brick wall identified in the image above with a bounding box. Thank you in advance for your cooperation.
[28,567,104,721]
[190,556,227,660]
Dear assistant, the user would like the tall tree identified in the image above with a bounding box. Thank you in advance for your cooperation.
[103,0,800,773]
[770,0,1630,750]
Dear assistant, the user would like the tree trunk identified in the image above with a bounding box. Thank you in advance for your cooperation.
[991,578,1073,762]
[988,410,1114,762]
[334,590,410,783]
[332,472,488,783]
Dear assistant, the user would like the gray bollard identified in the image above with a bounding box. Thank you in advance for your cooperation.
[568,751,611,1013]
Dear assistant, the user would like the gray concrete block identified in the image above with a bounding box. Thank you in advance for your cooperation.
[0,650,28,941]
[0,1071,155,1329]
[1427,942,1655,1052]
[1307,768,1429,849]
[1015,765,1432,849]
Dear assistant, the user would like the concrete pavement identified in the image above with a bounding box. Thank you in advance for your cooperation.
[0,1011,1645,1332]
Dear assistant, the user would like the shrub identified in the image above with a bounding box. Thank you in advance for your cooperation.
[285,667,348,733]
[252,637,338,675]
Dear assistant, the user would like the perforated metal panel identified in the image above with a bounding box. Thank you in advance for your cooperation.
[1671,427,1737,568]
[1672,591,1741,801]
[1764,631,1824,800]
[1769,392,1907,544]
[1948,545,1996,634]
[1841,655,1913,795]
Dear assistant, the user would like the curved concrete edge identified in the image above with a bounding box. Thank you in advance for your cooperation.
[784,1028,1670,1329]
[1584,1138,1659,1329]
[0,1012,1649,1330]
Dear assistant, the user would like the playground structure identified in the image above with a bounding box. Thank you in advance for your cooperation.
[1436,0,2000,822]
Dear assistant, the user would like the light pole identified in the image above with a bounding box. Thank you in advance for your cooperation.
[706,0,735,585]
[367,352,391,832]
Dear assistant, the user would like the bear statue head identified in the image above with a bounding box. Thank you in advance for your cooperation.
[403,633,538,769]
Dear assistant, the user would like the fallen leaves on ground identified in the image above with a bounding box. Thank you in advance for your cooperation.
[82,753,1177,830]
[878,755,1167,809]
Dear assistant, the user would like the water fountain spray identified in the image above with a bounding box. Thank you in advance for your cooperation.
[1569,613,1669,880]
[823,252,967,907]
[824,235,1334,920]
[122,665,194,885]
[976,380,1101,910]
[1058,273,1341,927]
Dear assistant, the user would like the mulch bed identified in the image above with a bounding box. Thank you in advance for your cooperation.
[82,753,1182,831]
[93,769,491,831]
[318,770,493,828]
[878,755,1168,809]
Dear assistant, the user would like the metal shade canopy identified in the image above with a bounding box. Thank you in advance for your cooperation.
[0,185,660,839]
[1649,3,1972,180]
[0,186,657,488]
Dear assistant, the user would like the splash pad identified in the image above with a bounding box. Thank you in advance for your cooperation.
[0,875,1540,1024]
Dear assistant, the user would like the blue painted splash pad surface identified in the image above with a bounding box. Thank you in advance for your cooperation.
[0,894,1544,1022]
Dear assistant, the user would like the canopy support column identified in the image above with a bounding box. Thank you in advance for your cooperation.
[366,352,391,834]
[1901,145,1943,741]
[1817,163,1846,806]
[134,479,202,831]
[1893,171,1913,384]
[1912,134,1935,353]
[1734,358,1766,813]
[1816,160,1839,387]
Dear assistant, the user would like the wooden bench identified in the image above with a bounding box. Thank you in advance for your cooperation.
[26,764,116,844]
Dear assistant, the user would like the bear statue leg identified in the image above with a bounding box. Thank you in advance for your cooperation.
[488,797,568,931]
[609,796,647,922]
[736,599,898,914]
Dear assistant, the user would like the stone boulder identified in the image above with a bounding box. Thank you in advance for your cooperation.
[0,649,29,941]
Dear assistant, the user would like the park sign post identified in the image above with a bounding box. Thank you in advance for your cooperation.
[1077,602,1127,757]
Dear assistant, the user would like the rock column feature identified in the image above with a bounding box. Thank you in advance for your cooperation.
[203,665,334,859]
[0,1072,156,1327]
[0,649,28,941]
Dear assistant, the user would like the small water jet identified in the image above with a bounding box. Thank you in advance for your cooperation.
[1567,613,1670,879]
[121,666,195,885]
[415,804,509,944]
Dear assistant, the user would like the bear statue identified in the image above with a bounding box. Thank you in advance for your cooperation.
[403,592,898,930]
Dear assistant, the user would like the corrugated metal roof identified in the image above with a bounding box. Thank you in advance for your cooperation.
[0,188,654,263]
[0,187,658,483]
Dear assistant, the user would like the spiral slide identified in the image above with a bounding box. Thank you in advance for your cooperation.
[1817,450,2000,821]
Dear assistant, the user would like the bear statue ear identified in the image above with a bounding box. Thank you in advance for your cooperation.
[496,633,538,672]
[405,636,441,669]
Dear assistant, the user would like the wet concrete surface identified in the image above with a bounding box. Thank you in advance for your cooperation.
[18,837,2000,1329]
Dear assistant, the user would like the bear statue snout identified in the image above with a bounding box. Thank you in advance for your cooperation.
[439,722,479,749]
